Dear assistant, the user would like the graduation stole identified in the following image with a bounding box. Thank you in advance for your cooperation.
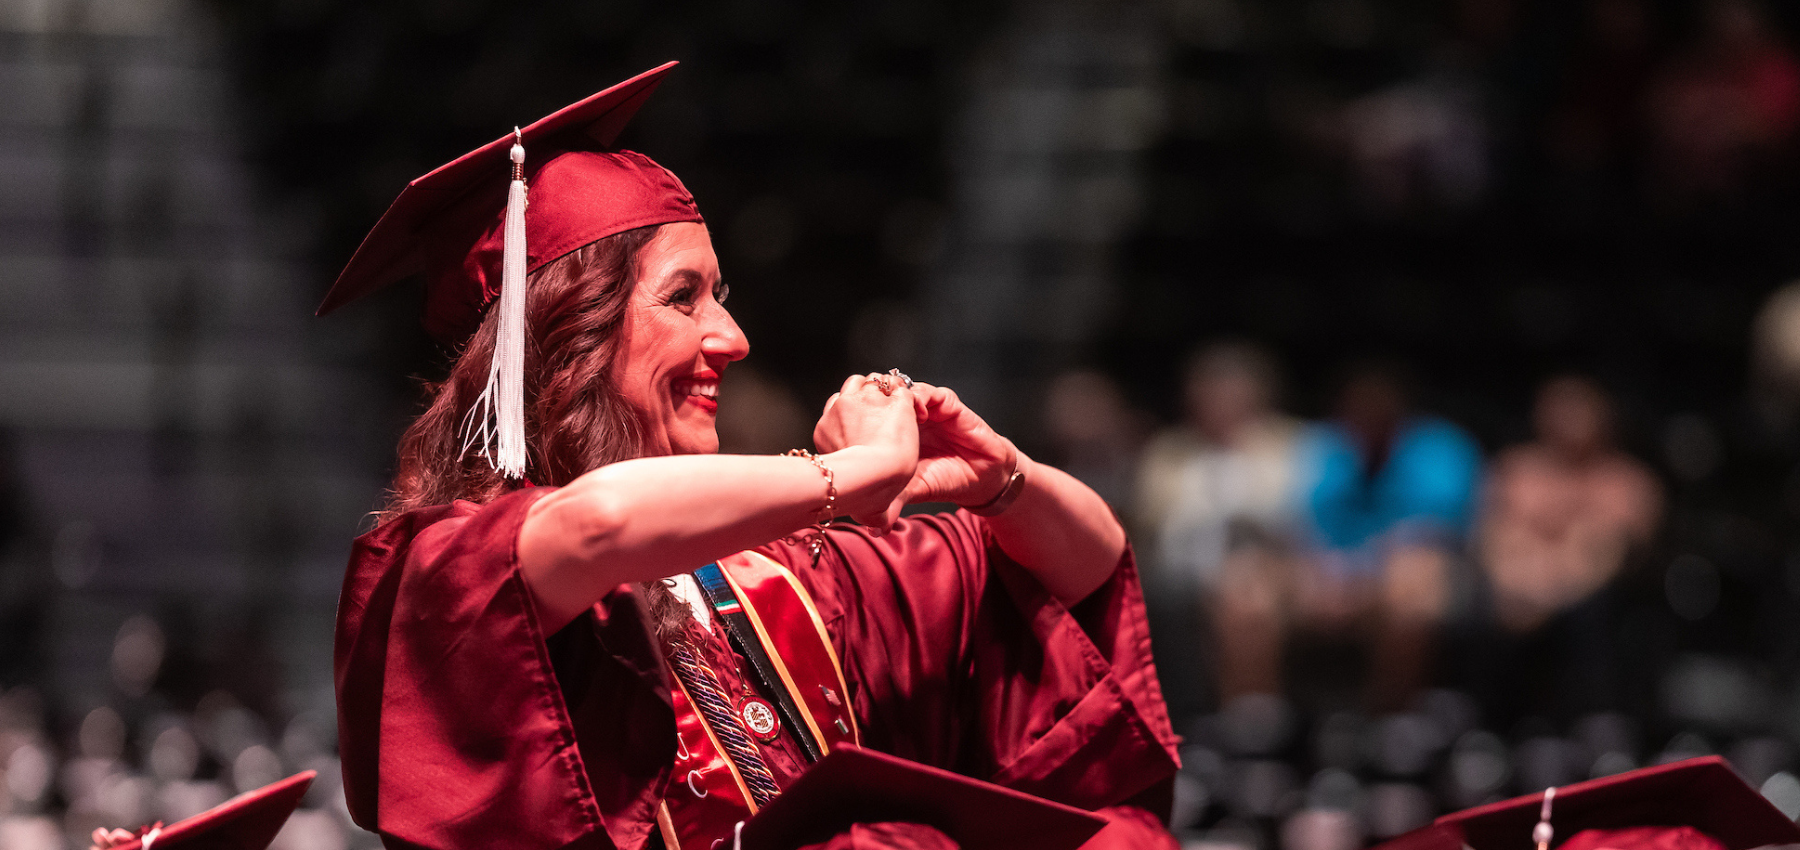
[657,551,860,850]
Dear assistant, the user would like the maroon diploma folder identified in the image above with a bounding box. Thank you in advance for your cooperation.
[739,745,1108,850]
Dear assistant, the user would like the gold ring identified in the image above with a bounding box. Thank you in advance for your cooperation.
[873,374,894,395]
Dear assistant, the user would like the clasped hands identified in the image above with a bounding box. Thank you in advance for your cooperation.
[812,373,1018,534]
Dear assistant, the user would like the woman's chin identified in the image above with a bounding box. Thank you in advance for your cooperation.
[666,429,721,456]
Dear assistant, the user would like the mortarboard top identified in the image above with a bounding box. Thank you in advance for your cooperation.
[112,770,315,850]
[317,61,706,344]
[1432,756,1800,850]
[740,744,1107,850]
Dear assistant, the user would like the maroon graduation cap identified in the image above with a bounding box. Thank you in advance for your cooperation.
[315,62,706,478]
[111,770,315,850]
[316,60,704,344]
[1378,756,1800,850]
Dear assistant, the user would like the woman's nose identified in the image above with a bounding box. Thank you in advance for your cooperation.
[703,307,750,362]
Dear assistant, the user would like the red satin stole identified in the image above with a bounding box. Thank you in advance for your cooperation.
[656,551,861,850]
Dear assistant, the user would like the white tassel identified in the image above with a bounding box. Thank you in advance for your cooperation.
[463,129,530,479]
[1533,786,1556,850]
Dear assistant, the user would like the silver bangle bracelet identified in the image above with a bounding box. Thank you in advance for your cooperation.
[964,465,1025,517]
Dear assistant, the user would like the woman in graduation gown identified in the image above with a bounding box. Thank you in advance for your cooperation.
[323,64,1179,850]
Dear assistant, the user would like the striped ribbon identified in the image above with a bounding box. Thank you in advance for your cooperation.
[667,642,782,807]
[695,562,822,762]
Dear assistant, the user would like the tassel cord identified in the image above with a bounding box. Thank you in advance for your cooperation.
[464,131,530,478]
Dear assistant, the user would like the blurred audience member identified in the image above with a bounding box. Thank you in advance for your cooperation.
[1646,0,1800,206]
[1297,362,1483,711]
[1337,0,1516,218]
[1479,376,1661,634]
[1135,343,1305,704]
[1044,369,1147,511]
[1340,70,1491,217]
[1751,281,1800,441]
[1752,283,1800,533]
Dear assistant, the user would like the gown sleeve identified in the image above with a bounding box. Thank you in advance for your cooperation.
[760,511,1181,844]
[334,487,622,850]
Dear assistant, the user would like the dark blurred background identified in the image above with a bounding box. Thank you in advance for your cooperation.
[6,0,1800,847]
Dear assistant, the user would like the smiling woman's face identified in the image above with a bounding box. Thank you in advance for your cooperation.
[613,222,750,456]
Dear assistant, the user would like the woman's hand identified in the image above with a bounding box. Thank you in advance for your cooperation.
[816,377,1125,604]
[814,380,1014,529]
[91,827,139,850]
[815,381,1015,507]
[814,373,921,530]
[894,382,1017,509]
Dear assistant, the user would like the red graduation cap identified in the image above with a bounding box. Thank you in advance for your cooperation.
[111,770,315,850]
[316,62,706,477]
[1380,756,1800,850]
[316,60,703,341]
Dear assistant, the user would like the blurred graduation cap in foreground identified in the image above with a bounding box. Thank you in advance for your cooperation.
[1378,757,1800,850]
[109,770,314,850]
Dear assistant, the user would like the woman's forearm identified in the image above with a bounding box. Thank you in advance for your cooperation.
[981,455,1128,606]
[521,446,908,631]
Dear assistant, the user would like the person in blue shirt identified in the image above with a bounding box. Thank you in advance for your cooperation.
[1294,362,1483,710]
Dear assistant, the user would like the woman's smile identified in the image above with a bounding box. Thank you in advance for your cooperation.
[673,371,721,414]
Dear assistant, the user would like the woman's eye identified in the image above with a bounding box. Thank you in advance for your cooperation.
[667,287,697,308]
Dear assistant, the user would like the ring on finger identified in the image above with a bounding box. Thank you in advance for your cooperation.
[873,373,894,395]
[888,369,913,390]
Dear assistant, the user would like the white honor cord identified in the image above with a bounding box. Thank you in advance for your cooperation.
[140,825,162,850]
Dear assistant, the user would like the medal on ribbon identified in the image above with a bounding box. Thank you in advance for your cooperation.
[737,694,781,741]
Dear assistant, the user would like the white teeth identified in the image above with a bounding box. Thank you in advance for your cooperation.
[675,380,718,398]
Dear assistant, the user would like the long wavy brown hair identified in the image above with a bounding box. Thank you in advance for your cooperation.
[378,225,661,523]
[380,223,699,638]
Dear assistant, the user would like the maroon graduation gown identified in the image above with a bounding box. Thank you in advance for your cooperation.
[335,487,1180,850]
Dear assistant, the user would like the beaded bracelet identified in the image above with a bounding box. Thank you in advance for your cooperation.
[785,449,836,557]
